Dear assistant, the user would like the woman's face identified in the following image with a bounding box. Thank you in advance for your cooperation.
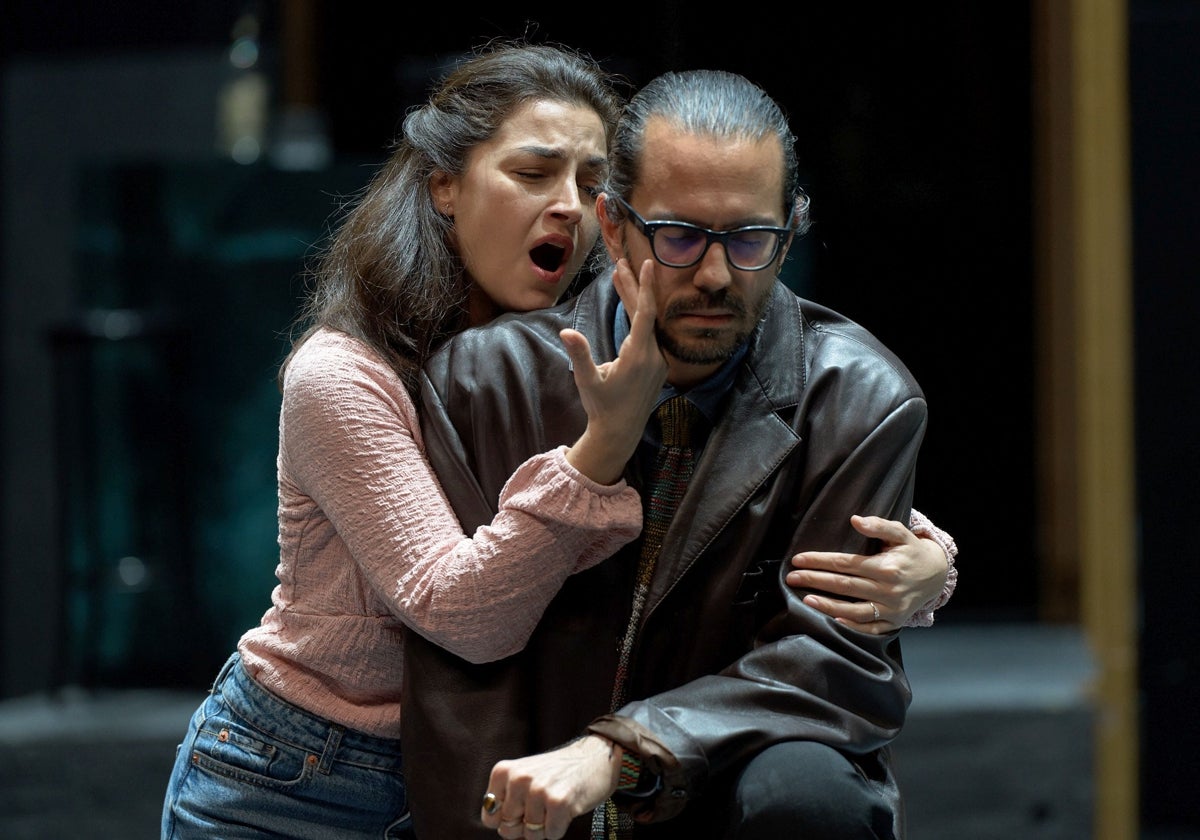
[432,99,608,325]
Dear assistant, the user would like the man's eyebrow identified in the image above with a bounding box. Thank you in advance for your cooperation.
[657,210,784,228]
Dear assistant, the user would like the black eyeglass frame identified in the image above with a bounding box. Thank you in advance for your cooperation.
[612,195,795,272]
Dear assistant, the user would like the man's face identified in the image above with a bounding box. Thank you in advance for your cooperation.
[600,118,790,388]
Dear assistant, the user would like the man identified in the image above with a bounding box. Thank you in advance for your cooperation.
[404,69,929,839]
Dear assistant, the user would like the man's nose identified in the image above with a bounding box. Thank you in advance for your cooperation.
[691,241,733,292]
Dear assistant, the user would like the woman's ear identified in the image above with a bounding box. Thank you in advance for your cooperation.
[597,193,623,261]
[429,170,456,216]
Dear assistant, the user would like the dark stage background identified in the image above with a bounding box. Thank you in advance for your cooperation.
[1,1,1195,833]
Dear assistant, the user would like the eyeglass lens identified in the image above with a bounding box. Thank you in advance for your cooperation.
[654,226,780,270]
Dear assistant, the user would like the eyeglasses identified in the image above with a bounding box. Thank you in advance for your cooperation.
[613,196,792,272]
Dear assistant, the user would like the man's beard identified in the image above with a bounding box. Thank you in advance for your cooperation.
[615,241,773,365]
[655,285,770,365]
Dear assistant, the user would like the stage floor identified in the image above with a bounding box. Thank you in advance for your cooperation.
[0,622,1183,839]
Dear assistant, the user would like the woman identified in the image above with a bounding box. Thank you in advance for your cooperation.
[161,42,956,840]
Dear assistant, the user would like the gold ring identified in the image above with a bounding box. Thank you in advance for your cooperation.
[482,792,501,815]
[524,823,545,832]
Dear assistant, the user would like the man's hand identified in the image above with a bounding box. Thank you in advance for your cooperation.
[787,514,949,633]
[479,735,621,839]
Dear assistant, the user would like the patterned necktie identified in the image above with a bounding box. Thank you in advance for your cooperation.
[592,395,702,840]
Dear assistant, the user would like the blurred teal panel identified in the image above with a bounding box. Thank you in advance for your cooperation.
[60,158,380,686]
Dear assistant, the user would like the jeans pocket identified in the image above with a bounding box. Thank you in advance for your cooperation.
[190,716,313,790]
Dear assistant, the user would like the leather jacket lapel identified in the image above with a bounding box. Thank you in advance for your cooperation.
[645,283,807,614]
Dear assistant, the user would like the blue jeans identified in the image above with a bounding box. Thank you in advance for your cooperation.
[161,653,414,839]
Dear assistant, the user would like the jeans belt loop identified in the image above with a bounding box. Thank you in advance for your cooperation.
[317,723,345,775]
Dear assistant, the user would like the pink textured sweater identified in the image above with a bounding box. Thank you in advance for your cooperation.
[238,328,644,737]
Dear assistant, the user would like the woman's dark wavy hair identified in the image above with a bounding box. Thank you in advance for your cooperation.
[281,41,624,399]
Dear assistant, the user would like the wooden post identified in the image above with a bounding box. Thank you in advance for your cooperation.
[281,0,318,109]
[1032,1,1138,837]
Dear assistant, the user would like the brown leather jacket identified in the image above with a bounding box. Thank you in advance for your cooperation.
[403,272,928,838]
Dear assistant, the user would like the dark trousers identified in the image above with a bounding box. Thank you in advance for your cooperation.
[635,741,898,839]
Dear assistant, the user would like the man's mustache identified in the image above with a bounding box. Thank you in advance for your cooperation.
[664,289,747,320]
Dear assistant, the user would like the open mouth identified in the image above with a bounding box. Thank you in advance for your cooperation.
[530,242,567,272]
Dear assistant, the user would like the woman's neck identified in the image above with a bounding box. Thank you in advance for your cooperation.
[466,284,502,327]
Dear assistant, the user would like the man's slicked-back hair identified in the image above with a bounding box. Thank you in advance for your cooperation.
[607,69,810,233]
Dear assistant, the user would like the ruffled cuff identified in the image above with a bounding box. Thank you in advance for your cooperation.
[905,508,959,627]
